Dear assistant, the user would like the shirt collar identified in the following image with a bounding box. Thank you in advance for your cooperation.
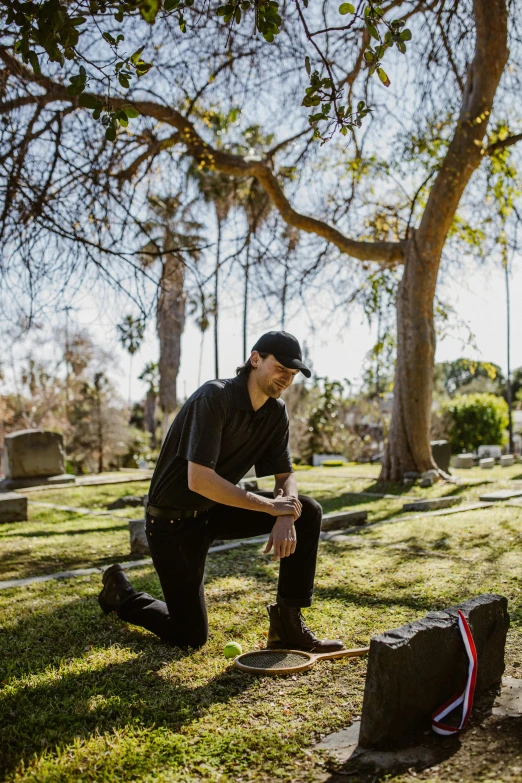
[231,374,271,415]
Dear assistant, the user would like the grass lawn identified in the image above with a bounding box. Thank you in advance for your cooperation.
[1,468,522,782]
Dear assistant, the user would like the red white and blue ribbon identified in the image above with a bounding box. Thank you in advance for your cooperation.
[432,610,478,736]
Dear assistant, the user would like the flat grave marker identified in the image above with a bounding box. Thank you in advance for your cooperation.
[402,496,461,513]
[479,489,522,502]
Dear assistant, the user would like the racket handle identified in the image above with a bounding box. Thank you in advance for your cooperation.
[317,646,370,661]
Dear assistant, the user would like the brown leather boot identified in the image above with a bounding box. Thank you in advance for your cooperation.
[98,564,136,615]
[266,603,344,653]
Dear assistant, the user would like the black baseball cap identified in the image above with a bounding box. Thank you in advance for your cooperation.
[251,331,311,378]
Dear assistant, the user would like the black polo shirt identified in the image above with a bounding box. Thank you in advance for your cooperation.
[148,374,293,511]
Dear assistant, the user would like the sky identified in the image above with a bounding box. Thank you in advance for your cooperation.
[21,249,516,407]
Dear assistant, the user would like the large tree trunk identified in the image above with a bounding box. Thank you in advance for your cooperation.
[380,0,508,481]
[157,249,185,441]
[381,237,438,480]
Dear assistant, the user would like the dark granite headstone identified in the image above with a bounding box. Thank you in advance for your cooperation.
[359,594,509,749]
[431,440,451,473]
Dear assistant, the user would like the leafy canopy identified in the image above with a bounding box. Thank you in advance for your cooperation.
[2,0,413,139]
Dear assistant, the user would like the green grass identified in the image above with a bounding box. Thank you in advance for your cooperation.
[0,482,150,581]
[1,469,522,782]
[3,468,522,583]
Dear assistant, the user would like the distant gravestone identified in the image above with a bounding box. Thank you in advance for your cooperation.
[480,457,495,469]
[479,489,522,502]
[129,518,148,555]
[312,453,348,467]
[478,445,502,460]
[431,440,451,473]
[454,453,474,469]
[0,492,28,523]
[0,430,74,490]
[321,509,368,530]
[402,496,461,512]
[500,454,515,467]
[359,594,509,749]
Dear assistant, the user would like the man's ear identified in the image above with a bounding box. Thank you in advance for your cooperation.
[251,350,259,369]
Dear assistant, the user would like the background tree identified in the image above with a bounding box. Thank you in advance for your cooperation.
[1,0,521,480]
[138,361,159,447]
[435,359,506,398]
[140,194,205,437]
[187,115,240,378]
[117,313,145,406]
[441,392,509,454]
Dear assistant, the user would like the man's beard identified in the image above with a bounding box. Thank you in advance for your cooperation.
[262,378,285,399]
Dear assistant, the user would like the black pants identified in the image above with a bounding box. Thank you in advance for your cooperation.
[116,492,322,648]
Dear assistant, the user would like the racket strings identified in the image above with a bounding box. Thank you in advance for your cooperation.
[238,651,309,669]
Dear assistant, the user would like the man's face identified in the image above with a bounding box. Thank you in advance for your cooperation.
[251,352,299,398]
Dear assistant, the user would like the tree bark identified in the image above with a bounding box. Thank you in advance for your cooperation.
[157,247,185,441]
[381,236,438,480]
[380,0,509,481]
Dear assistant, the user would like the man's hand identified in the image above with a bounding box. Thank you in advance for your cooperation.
[270,488,302,520]
[264,514,297,561]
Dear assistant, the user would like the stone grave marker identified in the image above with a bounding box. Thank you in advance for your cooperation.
[321,509,368,530]
[312,453,348,467]
[454,453,474,469]
[478,445,502,460]
[479,457,495,469]
[402,496,461,512]
[0,430,74,490]
[431,440,451,473]
[0,492,28,523]
[500,454,515,467]
[129,518,149,555]
[359,594,509,748]
[479,488,522,502]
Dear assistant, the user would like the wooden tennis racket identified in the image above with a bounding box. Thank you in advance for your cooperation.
[233,646,370,675]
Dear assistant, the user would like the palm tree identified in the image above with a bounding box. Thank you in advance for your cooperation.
[188,289,213,387]
[140,195,205,440]
[117,314,145,407]
[187,109,244,378]
[234,126,275,358]
[138,361,159,448]
[188,166,237,378]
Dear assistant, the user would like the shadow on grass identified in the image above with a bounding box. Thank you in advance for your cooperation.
[0,592,257,776]
[1,523,129,540]
[0,548,145,581]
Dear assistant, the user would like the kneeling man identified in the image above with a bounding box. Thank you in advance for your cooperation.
[99,330,343,653]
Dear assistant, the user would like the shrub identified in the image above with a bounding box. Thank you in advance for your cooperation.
[442,393,509,454]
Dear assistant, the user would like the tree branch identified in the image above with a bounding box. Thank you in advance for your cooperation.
[0,47,404,267]
[486,132,522,155]
[117,132,181,181]
[417,0,509,257]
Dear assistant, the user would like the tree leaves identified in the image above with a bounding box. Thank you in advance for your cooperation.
[139,0,161,24]
[377,67,390,87]
[5,0,413,144]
